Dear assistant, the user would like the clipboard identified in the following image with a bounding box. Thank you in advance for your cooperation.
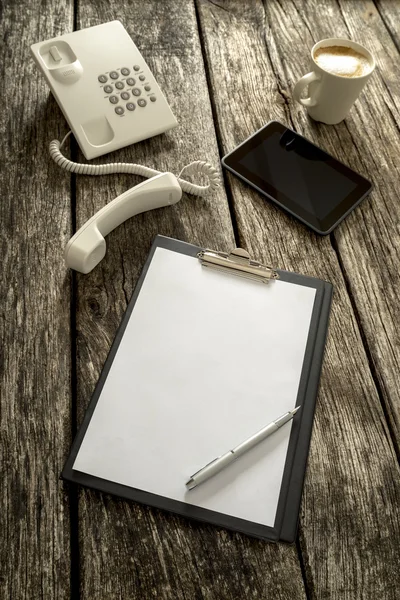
[62,235,332,543]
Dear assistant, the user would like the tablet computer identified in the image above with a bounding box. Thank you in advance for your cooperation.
[222,121,372,234]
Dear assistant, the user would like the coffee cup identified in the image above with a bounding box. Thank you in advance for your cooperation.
[293,38,375,124]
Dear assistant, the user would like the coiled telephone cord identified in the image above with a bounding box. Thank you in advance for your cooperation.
[49,131,220,197]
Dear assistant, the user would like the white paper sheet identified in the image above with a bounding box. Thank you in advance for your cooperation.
[73,247,316,527]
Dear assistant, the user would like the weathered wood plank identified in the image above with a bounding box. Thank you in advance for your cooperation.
[196,1,400,599]
[330,0,400,451]
[262,0,400,469]
[73,1,307,598]
[258,0,400,452]
[0,2,73,598]
[375,0,400,51]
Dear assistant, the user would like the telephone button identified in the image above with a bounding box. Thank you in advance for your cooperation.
[115,106,124,115]
[126,78,136,86]
[104,85,113,94]
[126,102,136,111]
[139,75,145,82]
[132,88,141,97]
[109,71,119,79]
[121,68,130,76]
[150,96,157,102]
[137,99,147,108]
[144,85,151,92]
[98,74,107,83]
[115,81,124,90]
[109,95,119,104]
[121,91,130,100]
[133,65,140,71]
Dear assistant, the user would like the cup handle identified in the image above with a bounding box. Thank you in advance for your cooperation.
[293,72,321,107]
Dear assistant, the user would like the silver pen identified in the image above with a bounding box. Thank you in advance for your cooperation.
[186,406,301,490]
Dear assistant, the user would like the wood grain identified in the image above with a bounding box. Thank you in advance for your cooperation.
[0,1,73,598]
[375,0,400,51]
[257,0,400,451]
[73,1,306,599]
[329,0,400,451]
[196,1,400,598]
[4,1,399,598]
[261,0,400,458]
[261,0,400,455]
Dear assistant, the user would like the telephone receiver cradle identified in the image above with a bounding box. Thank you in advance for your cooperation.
[65,172,182,273]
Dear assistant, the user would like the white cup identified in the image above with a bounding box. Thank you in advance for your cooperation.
[293,38,375,124]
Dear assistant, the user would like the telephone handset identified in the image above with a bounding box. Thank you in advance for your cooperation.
[65,173,182,274]
[31,21,220,273]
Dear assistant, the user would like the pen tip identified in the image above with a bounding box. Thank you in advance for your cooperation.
[291,406,301,415]
[185,478,196,490]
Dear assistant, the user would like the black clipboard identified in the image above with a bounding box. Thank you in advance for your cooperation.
[62,235,332,543]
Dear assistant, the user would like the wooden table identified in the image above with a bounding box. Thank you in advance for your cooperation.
[2,1,400,598]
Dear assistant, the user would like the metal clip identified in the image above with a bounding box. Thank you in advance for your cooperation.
[197,248,279,284]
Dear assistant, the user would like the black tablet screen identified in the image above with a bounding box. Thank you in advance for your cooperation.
[223,122,371,233]
[239,131,357,221]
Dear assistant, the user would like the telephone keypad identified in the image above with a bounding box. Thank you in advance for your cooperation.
[100,65,155,116]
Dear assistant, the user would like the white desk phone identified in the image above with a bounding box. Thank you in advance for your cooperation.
[31,20,220,273]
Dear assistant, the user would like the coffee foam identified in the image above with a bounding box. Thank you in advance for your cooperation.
[314,45,372,78]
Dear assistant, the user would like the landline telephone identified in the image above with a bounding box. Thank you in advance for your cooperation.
[31,20,220,273]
